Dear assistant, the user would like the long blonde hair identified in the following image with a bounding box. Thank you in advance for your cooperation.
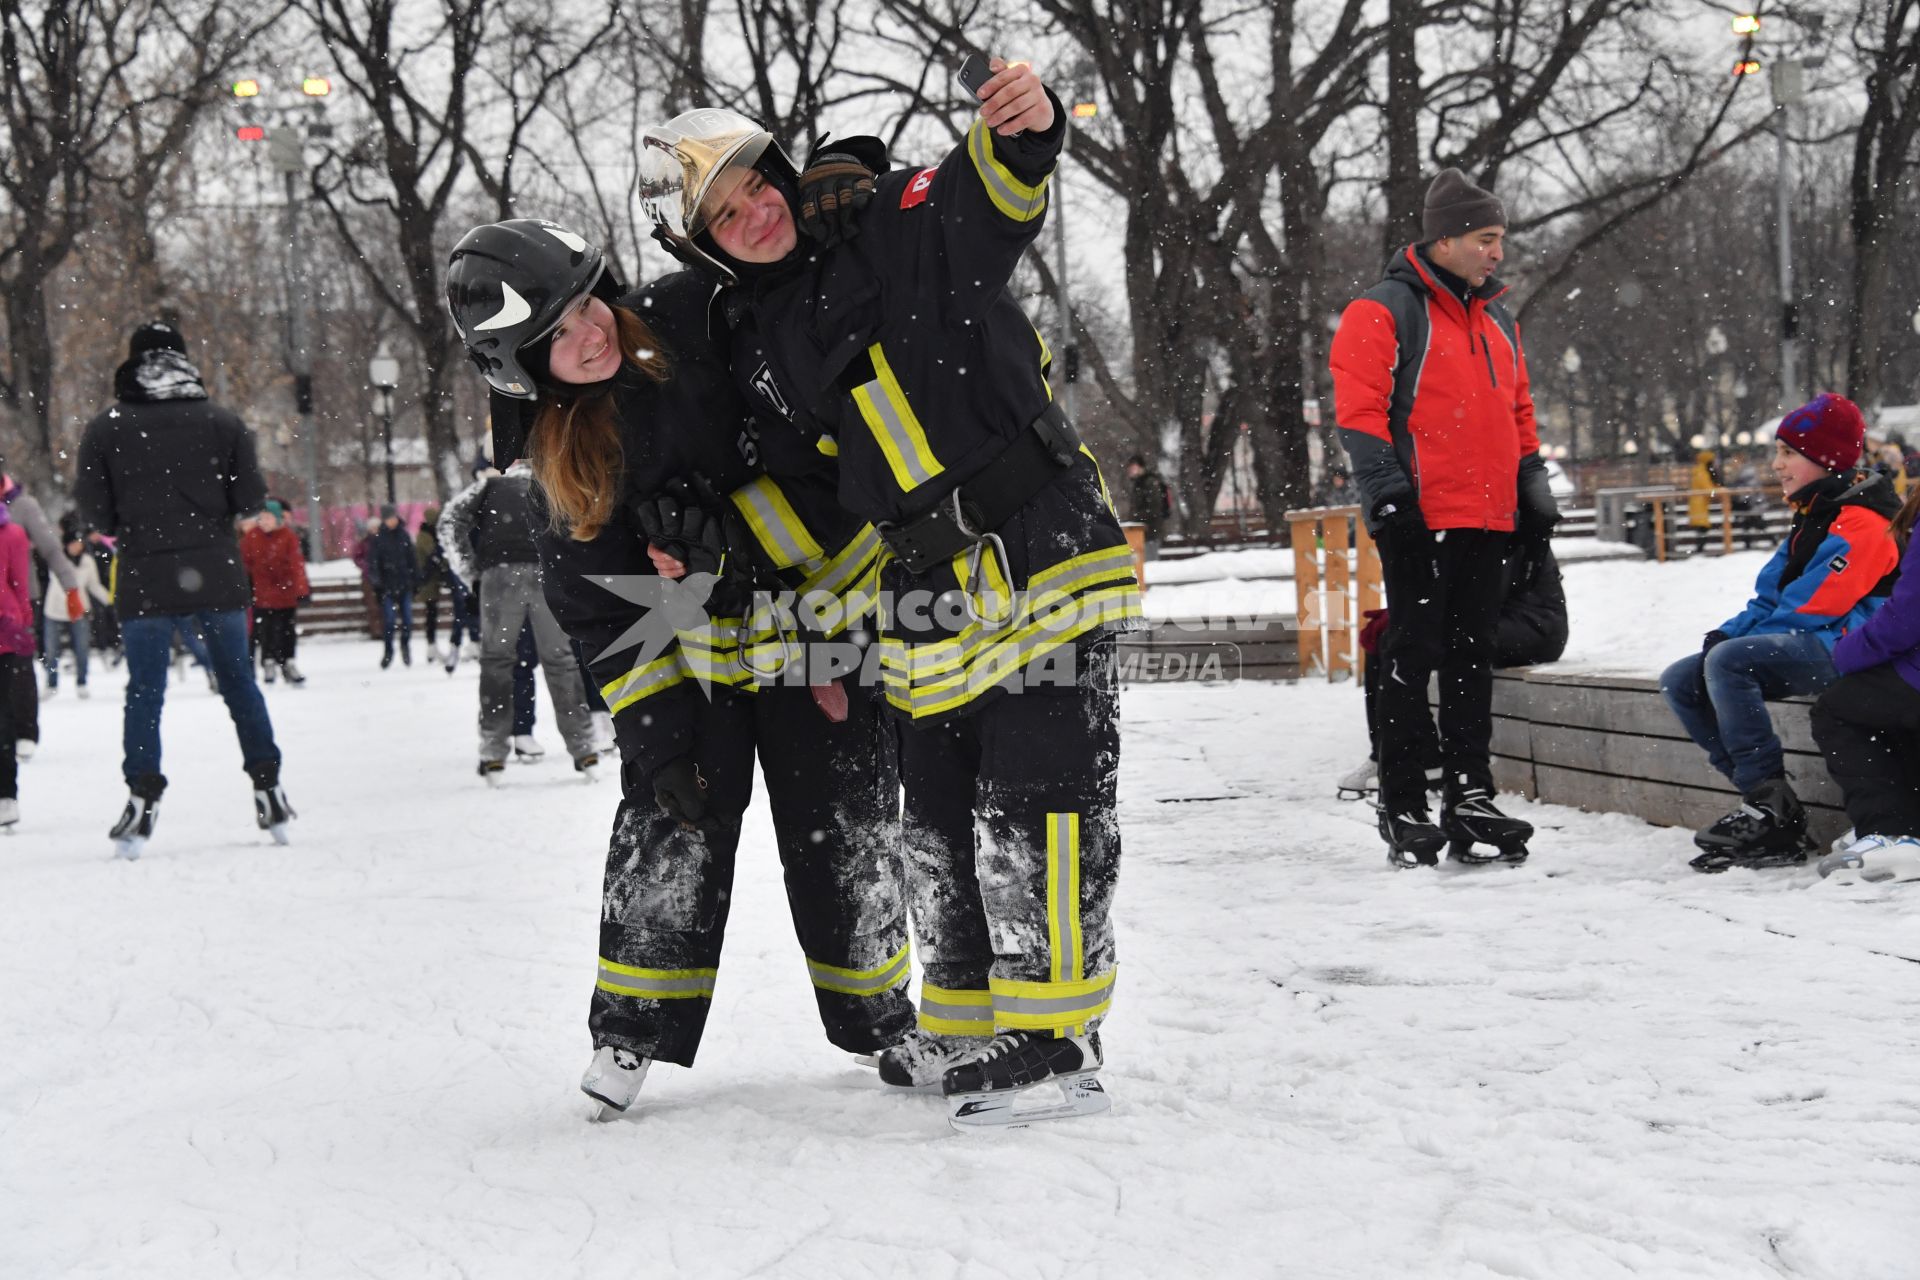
[527,305,669,540]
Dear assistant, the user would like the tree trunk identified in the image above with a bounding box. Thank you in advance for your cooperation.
[1381,0,1425,260]
[2,279,59,496]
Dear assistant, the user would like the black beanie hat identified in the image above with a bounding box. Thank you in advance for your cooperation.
[1422,168,1507,242]
[129,320,187,357]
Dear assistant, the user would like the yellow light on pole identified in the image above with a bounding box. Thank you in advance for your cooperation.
[1072,102,1099,118]
[1733,59,1763,77]
[1731,14,1761,35]
[302,77,331,97]
[233,79,261,98]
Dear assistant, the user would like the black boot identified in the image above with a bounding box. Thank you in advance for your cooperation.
[1378,803,1446,869]
[1441,785,1533,864]
[110,773,168,859]
[1691,776,1813,872]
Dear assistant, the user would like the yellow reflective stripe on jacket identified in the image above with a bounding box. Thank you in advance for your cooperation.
[596,958,719,1000]
[967,117,1050,223]
[888,545,1139,679]
[807,942,912,998]
[816,435,840,457]
[1047,812,1084,989]
[989,969,1114,1034]
[600,654,685,713]
[852,343,944,492]
[729,476,826,572]
[919,983,994,1036]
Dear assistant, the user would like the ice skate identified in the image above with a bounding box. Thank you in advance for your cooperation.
[76,685,90,700]
[15,738,34,762]
[1690,777,1814,872]
[581,1045,651,1120]
[109,780,165,860]
[574,752,602,783]
[512,734,545,762]
[262,662,277,685]
[478,758,506,786]
[253,784,296,845]
[280,661,306,686]
[0,798,18,831]
[1335,756,1378,802]
[443,646,460,675]
[42,683,58,700]
[1816,833,1920,885]
[875,1029,990,1090]
[1378,806,1446,869]
[380,646,394,670]
[400,640,412,667]
[944,1031,1109,1130]
[1441,786,1533,864]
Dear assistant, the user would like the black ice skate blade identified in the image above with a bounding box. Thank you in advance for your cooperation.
[1689,849,1810,874]
[1446,840,1530,866]
[1336,787,1377,803]
[948,1072,1110,1131]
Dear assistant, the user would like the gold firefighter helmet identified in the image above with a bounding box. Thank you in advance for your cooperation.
[640,108,797,279]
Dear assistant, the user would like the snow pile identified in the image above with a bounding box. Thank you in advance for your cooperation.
[3,634,1915,1277]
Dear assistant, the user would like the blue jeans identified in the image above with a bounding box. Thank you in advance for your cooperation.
[1660,631,1837,793]
[378,591,414,653]
[121,610,280,788]
[43,616,90,687]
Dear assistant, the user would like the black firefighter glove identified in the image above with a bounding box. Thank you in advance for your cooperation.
[797,135,888,246]
[1370,495,1428,554]
[1516,455,1561,543]
[629,491,727,579]
[652,755,723,841]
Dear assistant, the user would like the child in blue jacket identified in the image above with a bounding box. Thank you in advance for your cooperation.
[1661,395,1900,871]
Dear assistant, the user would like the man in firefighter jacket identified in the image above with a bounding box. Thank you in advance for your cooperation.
[447,221,913,1113]
[1330,167,1560,866]
[639,59,1140,1097]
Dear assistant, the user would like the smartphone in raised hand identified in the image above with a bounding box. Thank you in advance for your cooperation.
[954,51,994,102]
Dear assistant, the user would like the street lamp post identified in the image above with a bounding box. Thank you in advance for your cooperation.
[370,347,400,505]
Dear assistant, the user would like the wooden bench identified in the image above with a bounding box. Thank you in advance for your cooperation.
[1117,617,1297,683]
[299,579,380,639]
[1469,668,1848,843]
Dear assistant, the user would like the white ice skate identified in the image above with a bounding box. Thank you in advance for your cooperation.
[581,1045,651,1120]
[280,661,306,687]
[0,797,18,831]
[512,734,546,762]
[76,685,90,700]
[1817,833,1920,885]
[1335,756,1378,802]
[13,739,32,762]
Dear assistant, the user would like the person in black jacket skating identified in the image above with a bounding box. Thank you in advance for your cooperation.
[446,218,915,1113]
[365,506,420,667]
[639,59,1140,1106]
[73,320,294,857]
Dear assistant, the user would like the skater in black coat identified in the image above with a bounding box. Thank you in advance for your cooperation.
[364,507,420,667]
[447,218,914,1114]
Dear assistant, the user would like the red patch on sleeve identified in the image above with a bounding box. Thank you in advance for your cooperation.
[900,167,937,210]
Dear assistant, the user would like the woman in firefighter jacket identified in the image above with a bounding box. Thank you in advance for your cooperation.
[446,219,913,1115]
[638,59,1141,1098]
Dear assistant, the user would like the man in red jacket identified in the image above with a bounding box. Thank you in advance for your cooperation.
[1330,168,1559,868]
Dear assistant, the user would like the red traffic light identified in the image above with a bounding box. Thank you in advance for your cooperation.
[1732,59,1762,77]
[236,125,267,142]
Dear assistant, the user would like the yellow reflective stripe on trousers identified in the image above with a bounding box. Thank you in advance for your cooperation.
[967,117,1050,222]
[596,958,719,1000]
[729,476,826,572]
[600,654,684,713]
[852,343,944,493]
[990,969,1115,1034]
[919,983,994,1036]
[807,942,912,998]
[1047,812,1084,988]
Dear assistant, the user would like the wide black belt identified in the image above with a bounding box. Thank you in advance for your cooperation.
[875,404,1080,576]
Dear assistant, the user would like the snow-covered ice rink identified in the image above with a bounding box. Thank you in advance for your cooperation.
[5,550,1919,1279]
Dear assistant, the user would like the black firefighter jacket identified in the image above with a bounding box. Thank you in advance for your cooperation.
[722,95,1142,724]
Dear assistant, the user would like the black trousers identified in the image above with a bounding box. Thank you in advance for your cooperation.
[896,639,1121,1040]
[1375,527,1510,811]
[0,654,20,798]
[590,679,913,1067]
[252,608,298,664]
[1810,665,1920,837]
[6,651,37,744]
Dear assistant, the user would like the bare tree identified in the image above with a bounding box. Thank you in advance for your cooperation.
[1845,0,1920,407]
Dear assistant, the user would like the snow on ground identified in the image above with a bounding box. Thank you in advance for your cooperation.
[4,599,1917,1278]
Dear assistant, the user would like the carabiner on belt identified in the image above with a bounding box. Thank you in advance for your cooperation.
[962,532,1016,630]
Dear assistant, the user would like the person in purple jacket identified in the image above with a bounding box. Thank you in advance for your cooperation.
[1810,482,1920,884]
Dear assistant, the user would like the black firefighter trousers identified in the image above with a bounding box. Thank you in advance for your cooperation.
[589,679,914,1068]
[1375,526,1510,814]
[896,639,1122,1043]
[1810,664,1920,838]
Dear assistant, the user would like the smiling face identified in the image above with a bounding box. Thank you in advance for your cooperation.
[545,295,623,385]
[1771,437,1828,496]
[702,166,797,264]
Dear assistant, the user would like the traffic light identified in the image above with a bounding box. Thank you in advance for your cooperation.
[302,77,331,97]
[235,125,267,142]
[1732,14,1761,36]
[1733,59,1762,77]
[232,78,261,98]
[1071,102,1098,119]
